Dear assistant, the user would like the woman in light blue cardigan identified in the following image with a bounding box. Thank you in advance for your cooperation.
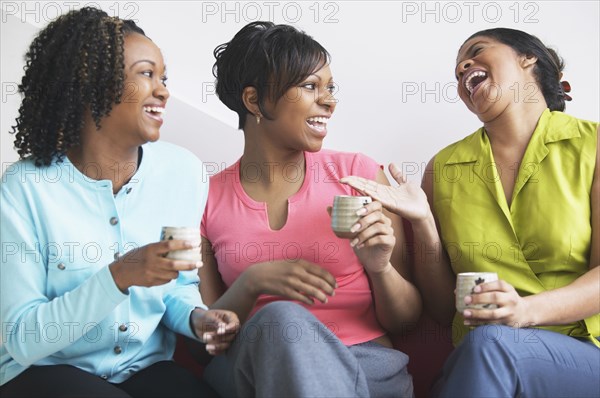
[0,7,238,397]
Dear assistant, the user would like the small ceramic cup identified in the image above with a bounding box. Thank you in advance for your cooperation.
[331,195,372,239]
[455,272,499,313]
[160,226,201,262]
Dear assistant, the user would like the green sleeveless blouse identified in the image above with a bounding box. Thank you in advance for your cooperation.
[433,109,599,346]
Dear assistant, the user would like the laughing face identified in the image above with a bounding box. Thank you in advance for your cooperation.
[455,36,538,122]
[99,33,169,146]
[261,64,337,152]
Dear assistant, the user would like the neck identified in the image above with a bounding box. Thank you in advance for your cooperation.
[68,127,140,194]
[483,101,547,153]
[240,130,305,187]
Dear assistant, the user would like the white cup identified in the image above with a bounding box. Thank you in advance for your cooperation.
[331,195,372,239]
[456,272,499,313]
[160,226,201,262]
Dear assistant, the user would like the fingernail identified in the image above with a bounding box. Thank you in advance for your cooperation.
[463,310,472,317]
[196,261,202,268]
[464,320,471,326]
[350,223,361,233]
[184,241,195,248]
[473,285,481,293]
[203,333,212,342]
[356,208,367,216]
[350,238,359,247]
[464,295,471,303]
[206,344,215,351]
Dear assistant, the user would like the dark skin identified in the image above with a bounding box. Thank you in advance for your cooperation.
[342,37,600,328]
[200,65,422,348]
[68,33,239,354]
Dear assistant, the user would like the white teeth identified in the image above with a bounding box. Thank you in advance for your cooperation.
[464,71,487,94]
[143,106,166,114]
[307,122,326,132]
[306,116,329,125]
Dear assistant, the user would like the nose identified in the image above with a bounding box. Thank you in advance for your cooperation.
[154,80,170,102]
[317,87,337,113]
[456,59,473,79]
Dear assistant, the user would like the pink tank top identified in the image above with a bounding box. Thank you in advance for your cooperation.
[201,149,386,345]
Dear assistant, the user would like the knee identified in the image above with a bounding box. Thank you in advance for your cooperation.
[250,301,314,325]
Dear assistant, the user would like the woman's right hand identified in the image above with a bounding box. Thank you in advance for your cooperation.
[109,240,200,292]
[243,259,337,305]
[340,163,431,222]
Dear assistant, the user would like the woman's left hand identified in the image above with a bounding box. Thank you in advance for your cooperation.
[462,280,533,327]
[332,200,396,275]
[190,308,240,355]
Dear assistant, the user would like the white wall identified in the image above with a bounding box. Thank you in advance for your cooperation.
[2,1,599,181]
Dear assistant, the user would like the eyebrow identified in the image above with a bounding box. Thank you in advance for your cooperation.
[129,59,156,69]
[306,74,335,83]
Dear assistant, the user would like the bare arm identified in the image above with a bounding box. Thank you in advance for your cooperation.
[362,170,422,332]
[412,159,456,325]
[341,161,456,325]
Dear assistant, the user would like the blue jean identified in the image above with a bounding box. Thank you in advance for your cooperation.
[433,325,600,397]
[204,301,413,397]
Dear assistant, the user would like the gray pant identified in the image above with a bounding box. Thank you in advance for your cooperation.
[203,301,413,397]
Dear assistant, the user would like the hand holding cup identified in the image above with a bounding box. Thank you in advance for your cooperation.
[331,195,372,239]
[160,226,202,262]
[456,272,499,313]
[109,226,202,292]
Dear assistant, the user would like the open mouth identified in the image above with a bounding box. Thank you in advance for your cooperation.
[464,70,488,97]
[143,106,166,122]
[306,116,329,134]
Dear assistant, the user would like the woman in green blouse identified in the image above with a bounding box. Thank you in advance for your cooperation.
[342,28,599,397]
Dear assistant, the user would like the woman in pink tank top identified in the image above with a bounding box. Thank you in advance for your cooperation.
[199,21,421,398]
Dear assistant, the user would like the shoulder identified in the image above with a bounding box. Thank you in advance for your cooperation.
[433,129,483,167]
[145,141,204,168]
[545,112,597,162]
[313,148,375,163]
[1,157,55,220]
[1,157,61,193]
[203,161,238,206]
[311,149,380,178]
[143,141,207,185]
[566,113,598,141]
[548,110,598,132]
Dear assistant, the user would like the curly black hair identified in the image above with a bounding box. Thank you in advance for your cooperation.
[213,21,330,130]
[463,28,567,112]
[11,6,146,166]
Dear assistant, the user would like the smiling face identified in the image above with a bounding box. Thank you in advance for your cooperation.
[99,33,169,146]
[260,64,337,152]
[455,36,539,122]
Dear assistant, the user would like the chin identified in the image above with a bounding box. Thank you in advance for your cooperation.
[305,141,324,153]
[470,100,501,122]
[144,130,161,143]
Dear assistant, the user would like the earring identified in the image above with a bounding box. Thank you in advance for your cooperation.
[256,114,261,124]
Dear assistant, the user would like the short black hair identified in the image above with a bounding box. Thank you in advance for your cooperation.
[213,21,331,129]
[463,28,566,112]
[12,6,147,166]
